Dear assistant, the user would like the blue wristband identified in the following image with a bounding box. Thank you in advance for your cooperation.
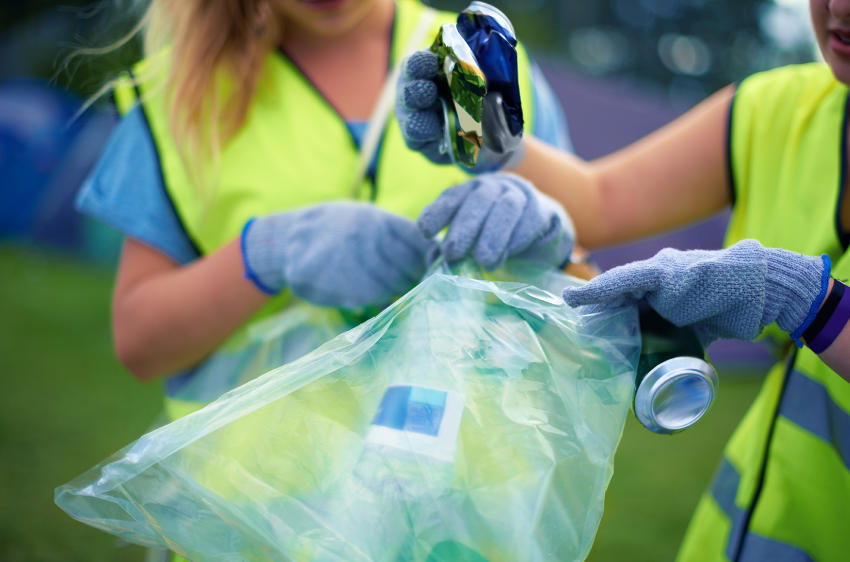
[789,254,832,347]
[240,217,278,295]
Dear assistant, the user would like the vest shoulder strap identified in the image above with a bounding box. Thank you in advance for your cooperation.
[726,63,847,254]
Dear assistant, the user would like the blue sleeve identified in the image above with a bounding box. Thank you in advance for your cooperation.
[75,105,199,264]
[529,61,574,154]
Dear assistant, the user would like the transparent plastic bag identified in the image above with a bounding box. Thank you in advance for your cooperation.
[165,302,365,405]
[56,263,640,561]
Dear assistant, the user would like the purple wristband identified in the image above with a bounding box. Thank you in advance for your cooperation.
[808,281,850,354]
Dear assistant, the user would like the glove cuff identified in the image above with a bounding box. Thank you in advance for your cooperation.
[241,217,285,295]
[501,137,526,171]
[788,254,832,344]
[764,248,830,338]
[470,137,526,174]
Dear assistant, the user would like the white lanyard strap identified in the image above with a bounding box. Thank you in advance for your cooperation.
[351,8,438,197]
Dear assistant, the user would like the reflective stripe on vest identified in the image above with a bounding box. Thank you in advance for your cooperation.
[779,367,850,471]
[710,459,815,562]
[677,64,850,561]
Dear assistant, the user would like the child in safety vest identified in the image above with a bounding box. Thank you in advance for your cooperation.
[75,1,583,559]
[397,0,850,559]
[77,0,578,420]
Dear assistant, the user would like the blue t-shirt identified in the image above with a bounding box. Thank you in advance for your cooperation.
[76,62,571,265]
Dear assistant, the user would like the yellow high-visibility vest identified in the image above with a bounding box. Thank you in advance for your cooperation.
[113,0,537,419]
[678,63,850,562]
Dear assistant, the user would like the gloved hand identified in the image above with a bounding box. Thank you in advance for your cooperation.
[562,239,830,346]
[418,173,574,271]
[395,50,524,173]
[241,202,433,308]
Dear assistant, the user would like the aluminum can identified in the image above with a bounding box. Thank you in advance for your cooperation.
[634,307,718,434]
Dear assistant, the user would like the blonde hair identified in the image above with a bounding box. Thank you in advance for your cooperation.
[78,0,279,159]
[145,0,280,151]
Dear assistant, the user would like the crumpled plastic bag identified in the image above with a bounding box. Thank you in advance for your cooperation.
[55,263,640,561]
[163,302,367,406]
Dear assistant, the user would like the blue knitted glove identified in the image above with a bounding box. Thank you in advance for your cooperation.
[241,202,433,308]
[395,50,452,166]
[562,240,831,346]
[395,50,524,173]
[418,173,574,271]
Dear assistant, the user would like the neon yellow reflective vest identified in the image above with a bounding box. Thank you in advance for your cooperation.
[677,63,850,562]
[112,0,537,419]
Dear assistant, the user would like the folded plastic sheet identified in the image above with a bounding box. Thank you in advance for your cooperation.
[56,264,640,561]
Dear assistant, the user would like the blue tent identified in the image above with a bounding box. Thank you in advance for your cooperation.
[0,77,118,260]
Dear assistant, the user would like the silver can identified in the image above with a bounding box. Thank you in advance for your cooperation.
[634,307,719,434]
[634,356,718,434]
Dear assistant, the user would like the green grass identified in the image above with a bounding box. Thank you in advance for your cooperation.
[0,246,764,561]
[588,373,762,561]
[0,246,161,562]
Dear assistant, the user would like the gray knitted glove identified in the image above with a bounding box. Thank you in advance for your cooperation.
[242,202,433,308]
[395,50,524,173]
[418,173,574,271]
[562,239,830,346]
[395,50,452,166]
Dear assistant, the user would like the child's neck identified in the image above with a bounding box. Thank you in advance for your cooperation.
[279,1,395,121]
[280,0,395,53]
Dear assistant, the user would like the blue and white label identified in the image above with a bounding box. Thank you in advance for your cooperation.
[366,384,464,462]
[372,385,447,436]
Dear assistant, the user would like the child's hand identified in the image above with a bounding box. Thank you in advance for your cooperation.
[562,240,829,346]
[395,50,524,173]
[418,173,574,271]
[394,50,451,166]
[241,202,434,308]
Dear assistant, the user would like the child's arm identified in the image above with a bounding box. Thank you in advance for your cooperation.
[511,85,735,250]
[807,278,850,383]
[821,321,850,382]
[112,202,435,381]
[112,237,269,381]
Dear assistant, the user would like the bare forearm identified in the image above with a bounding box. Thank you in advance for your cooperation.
[512,138,608,247]
[512,86,735,249]
[113,238,270,380]
[820,324,850,382]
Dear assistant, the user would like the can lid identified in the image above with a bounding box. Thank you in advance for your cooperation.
[634,356,718,434]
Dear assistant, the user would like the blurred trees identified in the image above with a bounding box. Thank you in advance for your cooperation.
[430,0,816,104]
[2,0,818,105]
[1,1,143,102]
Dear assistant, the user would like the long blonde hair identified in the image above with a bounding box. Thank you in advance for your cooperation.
[145,0,280,151]
[77,0,279,160]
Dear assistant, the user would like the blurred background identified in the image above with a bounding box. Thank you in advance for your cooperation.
[0,0,816,560]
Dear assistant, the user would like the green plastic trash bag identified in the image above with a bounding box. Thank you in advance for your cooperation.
[55,264,640,561]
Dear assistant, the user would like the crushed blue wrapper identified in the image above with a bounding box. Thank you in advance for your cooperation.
[457,2,524,137]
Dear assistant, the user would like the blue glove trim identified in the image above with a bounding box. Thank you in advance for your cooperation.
[240,217,278,296]
[789,254,832,347]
